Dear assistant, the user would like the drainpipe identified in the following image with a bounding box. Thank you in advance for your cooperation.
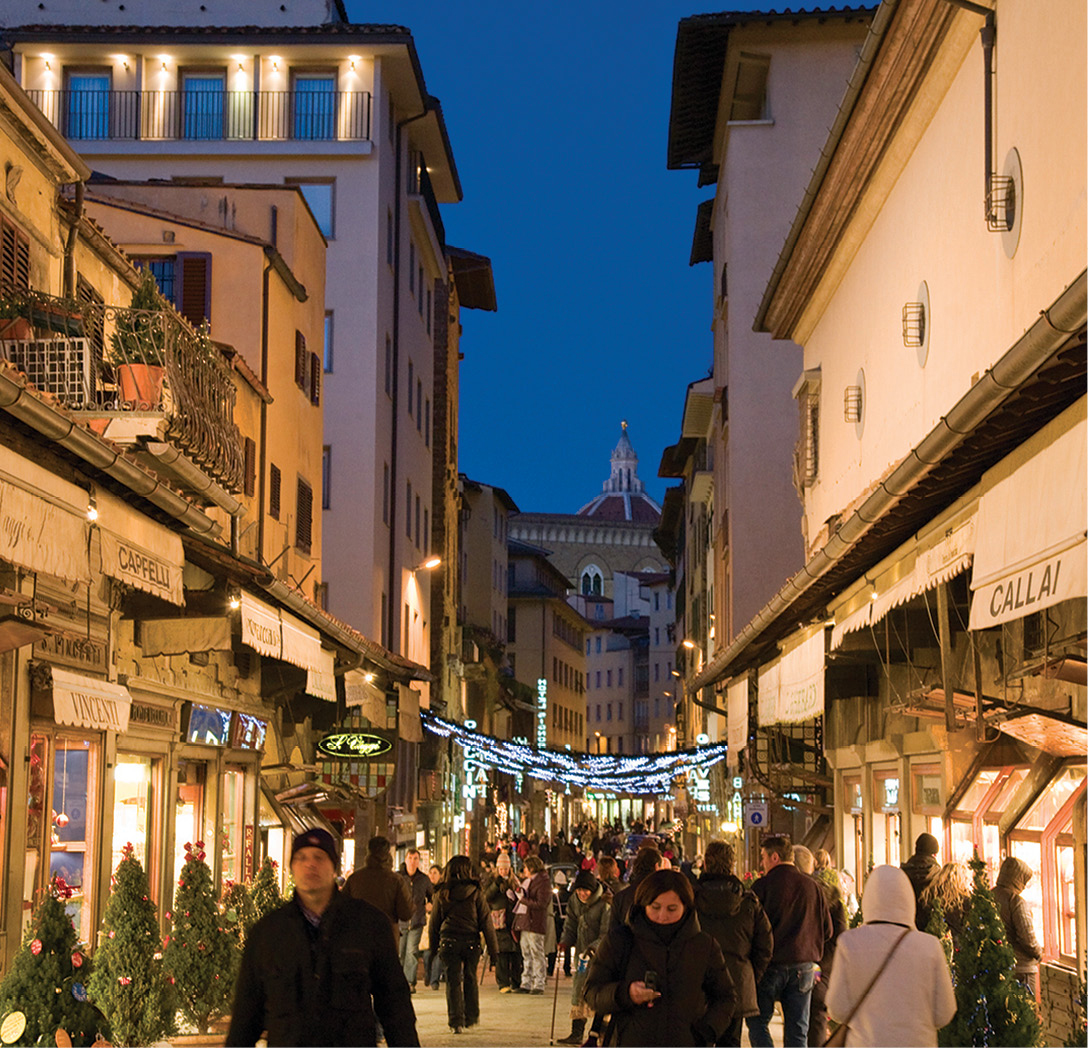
[62,181,84,300]
[389,101,431,651]
[257,262,271,567]
[945,0,996,207]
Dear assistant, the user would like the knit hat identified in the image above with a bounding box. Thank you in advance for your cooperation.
[291,828,340,870]
[572,870,599,893]
[915,832,940,856]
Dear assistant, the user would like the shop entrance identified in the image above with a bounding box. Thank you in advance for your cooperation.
[174,760,207,890]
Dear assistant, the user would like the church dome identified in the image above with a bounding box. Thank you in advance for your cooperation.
[577,422,662,523]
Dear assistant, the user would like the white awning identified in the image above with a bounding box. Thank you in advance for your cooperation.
[141,617,232,657]
[726,674,749,761]
[344,669,388,724]
[51,666,131,732]
[0,476,88,582]
[240,592,281,658]
[757,627,825,726]
[281,614,324,674]
[970,402,1087,629]
[239,592,337,677]
[398,683,423,742]
[306,652,337,703]
[832,517,976,650]
[96,491,185,605]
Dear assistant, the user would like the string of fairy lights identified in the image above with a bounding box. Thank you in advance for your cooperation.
[421,710,730,796]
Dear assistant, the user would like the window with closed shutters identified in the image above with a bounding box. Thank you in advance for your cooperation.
[175,253,210,326]
[76,275,105,364]
[0,217,30,295]
[243,437,256,497]
[296,477,313,554]
[294,331,311,397]
[309,352,321,405]
[269,463,281,519]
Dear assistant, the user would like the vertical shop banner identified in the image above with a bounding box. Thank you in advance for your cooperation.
[727,675,749,762]
[757,662,779,727]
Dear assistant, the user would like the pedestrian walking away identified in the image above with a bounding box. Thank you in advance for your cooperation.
[428,854,500,1034]
[583,868,737,1047]
[826,864,955,1047]
[398,847,432,991]
[345,835,414,947]
[900,832,942,930]
[747,835,832,1048]
[225,828,419,1047]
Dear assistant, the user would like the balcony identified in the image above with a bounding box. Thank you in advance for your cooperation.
[0,291,243,494]
[26,88,371,143]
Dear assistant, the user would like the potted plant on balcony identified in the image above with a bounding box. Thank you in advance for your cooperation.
[109,269,167,409]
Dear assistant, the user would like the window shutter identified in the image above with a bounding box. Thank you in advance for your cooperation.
[269,463,281,519]
[295,331,309,394]
[296,477,313,554]
[175,253,211,327]
[0,218,30,294]
[310,351,321,405]
[244,437,256,497]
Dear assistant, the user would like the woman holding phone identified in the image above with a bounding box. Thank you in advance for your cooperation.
[584,869,736,1046]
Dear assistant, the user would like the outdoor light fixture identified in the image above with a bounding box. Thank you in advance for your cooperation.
[228,592,241,610]
[364,671,375,684]
[413,556,441,572]
[86,496,98,522]
[682,639,696,650]
[671,669,681,678]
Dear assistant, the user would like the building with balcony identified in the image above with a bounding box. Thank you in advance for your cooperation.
[686,0,1085,1036]
[0,2,471,684]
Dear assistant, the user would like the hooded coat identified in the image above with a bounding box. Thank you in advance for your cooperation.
[427,878,500,958]
[694,872,773,1018]
[993,856,1042,974]
[560,883,611,1012]
[826,865,956,1047]
[900,851,941,929]
[583,909,736,1047]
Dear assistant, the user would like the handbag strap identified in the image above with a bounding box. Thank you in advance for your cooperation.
[835,927,911,1029]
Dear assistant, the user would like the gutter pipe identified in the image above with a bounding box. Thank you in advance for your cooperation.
[0,368,221,536]
[62,181,84,300]
[692,269,1087,693]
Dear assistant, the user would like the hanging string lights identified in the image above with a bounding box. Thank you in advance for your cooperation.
[422,710,729,796]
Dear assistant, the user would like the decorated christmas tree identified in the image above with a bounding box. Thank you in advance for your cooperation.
[162,842,237,1034]
[221,879,256,944]
[249,856,283,925]
[0,878,110,1046]
[88,845,175,1047]
[924,897,954,966]
[938,855,1042,1047]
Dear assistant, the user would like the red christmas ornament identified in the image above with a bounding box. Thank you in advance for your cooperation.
[30,939,42,955]
[71,952,83,968]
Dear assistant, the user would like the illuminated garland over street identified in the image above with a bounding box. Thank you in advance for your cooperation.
[421,710,729,795]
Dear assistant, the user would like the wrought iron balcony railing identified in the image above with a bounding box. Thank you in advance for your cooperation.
[0,291,244,493]
[26,88,371,142]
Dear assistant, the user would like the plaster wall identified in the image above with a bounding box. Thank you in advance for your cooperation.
[797,0,1087,541]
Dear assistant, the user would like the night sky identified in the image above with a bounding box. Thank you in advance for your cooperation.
[349,1,790,515]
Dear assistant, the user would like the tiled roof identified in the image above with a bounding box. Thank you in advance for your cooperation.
[4,22,412,37]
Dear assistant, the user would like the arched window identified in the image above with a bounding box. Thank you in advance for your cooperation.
[581,565,604,596]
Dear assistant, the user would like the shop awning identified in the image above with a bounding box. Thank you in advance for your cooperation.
[726,674,749,763]
[51,666,131,732]
[969,403,1087,630]
[96,491,185,605]
[832,516,976,650]
[999,711,1088,758]
[344,669,388,724]
[0,476,88,583]
[141,616,232,656]
[240,592,337,684]
[757,627,825,726]
[398,684,423,742]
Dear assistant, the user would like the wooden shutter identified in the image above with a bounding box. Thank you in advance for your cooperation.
[243,437,256,497]
[310,351,321,405]
[175,253,211,327]
[269,463,281,519]
[295,330,310,395]
[295,478,313,554]
[0,218,30,294]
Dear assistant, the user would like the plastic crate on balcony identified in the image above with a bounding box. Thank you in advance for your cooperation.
[2,338,92,407]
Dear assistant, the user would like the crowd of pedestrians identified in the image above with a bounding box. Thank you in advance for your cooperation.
[224,820,1024,1048]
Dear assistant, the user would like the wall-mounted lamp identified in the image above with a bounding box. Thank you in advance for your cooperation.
[228,594,241,610]
[671,669,681,678]
[681,639,696,650]
[44,60,52,71]
[363,671,375,684]
[866,578,878,602]
[413,556,441,572]
[86,495,98,522]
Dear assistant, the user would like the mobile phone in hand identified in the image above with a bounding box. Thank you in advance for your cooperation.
[644,971,658,992]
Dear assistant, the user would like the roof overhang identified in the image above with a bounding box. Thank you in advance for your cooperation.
[448,245,496,311]
[690,199,714,266]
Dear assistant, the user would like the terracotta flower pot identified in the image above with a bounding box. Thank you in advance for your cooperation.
[117,362,165,410]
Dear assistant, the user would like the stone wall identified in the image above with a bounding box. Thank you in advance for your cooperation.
[1040,961,1084,1047]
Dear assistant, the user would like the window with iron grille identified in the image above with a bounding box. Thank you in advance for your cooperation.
[0,216,30,294]
[269,463,282,519]
[244,437,256,497]
[296,477,313,554]
[793,370,821,488]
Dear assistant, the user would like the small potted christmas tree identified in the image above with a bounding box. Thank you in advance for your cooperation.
[939,855,1042,1047]
[88,844,175,1047]
[0,877,110,1046]
[249,856,283,925]
[162,842,237,1037]
[221,879,256,945]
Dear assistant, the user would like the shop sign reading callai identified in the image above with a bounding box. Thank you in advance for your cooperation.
[317,731,393,760]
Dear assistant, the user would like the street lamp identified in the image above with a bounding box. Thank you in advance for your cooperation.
[413,556,441,572]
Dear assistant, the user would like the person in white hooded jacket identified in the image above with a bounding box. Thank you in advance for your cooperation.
[825,865,956,1047]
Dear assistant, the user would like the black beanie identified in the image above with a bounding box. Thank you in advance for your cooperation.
[291,828,340,870]
[915,832,940,856]
[572,870,599,893]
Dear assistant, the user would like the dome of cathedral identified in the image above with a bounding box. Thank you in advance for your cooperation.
[577,422,661,523]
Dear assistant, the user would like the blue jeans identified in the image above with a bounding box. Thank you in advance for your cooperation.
[399,924,423,986]
[746,962,816,1048]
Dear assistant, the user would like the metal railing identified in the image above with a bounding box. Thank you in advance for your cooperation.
[0,293,244,492]
[27,88,371,142]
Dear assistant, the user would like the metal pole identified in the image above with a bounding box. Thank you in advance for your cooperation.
[549,952,562,1044]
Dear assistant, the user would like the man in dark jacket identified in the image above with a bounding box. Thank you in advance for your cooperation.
[696,840,773,1047]
[226,829,418,1047]
[398,848,432,991]
[993,855,1042,995]
[610,846,667,927]
[748,835,832,1048]
[345,835,413,948]
[900,832,941,929]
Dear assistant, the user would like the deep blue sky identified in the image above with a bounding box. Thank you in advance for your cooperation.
[349,1,767,514]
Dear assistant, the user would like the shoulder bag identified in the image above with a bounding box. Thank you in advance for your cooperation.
[824,927,911,1047]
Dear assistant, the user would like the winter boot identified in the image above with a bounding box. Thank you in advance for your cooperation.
[556,1019,587,1045]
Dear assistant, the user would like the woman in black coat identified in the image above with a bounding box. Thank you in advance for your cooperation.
[427,855,500,1034]
[584,869,736,1047]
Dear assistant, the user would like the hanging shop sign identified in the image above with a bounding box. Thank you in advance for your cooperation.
[50,666,132,733]
[316,730,395,760]
[726,675,748,767]
[970,405,1086,630]
[35,631,108,674]
[536,678,548,748]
